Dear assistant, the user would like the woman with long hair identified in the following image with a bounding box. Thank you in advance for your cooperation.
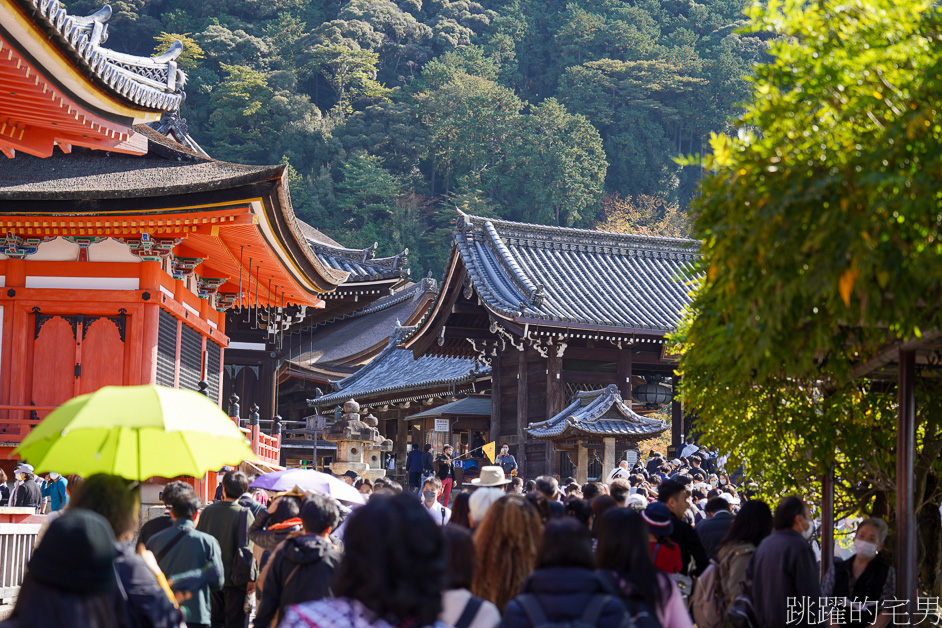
[714,499,773,613]
[472,495,543,611]
[595,508,693,627]
[279,493,448,628]
[503,518,627,627]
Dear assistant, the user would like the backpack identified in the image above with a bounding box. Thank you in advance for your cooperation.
[231,507,257,586]
[515,593,628,628]
[690,561,724,628]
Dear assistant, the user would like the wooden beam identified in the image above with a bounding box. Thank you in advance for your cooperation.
[516,349,529,474]
[617,349,632,401]
[546,350,564,476]
[450,301,482,315]
[443,326,495,340]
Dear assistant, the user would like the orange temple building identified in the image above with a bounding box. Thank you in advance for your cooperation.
[0,0,359,496]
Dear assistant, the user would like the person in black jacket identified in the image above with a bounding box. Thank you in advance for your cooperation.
[820,518,894,628]
[436,445,456,506]
[254,494,342,628]
[503,518,626,628]
[11,464,41,511]
[657,479,708,576]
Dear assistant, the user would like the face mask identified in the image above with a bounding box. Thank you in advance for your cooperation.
[710,480,717,487]
[49,472,59,480]
[16,474,24,482]
[719,479,727,486]
[515,486,524,495]
[501,448,509,454]
[801,518,814,540]
[422,490,437,503]
[854,539,878,559]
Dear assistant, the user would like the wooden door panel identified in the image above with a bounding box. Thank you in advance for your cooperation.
[31,316,76,407]
[80,317,126,395]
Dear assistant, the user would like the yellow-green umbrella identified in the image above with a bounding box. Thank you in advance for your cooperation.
[13,385,255,481]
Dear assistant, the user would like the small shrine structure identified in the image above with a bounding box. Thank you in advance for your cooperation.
[527,385,668,483]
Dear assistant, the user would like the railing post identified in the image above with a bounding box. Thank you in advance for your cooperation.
[249,403,260,457]
[229,393,240,421]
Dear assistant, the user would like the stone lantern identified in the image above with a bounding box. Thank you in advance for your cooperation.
[323,399,388,481]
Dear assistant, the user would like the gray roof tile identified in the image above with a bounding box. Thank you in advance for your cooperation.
[527,385,668,440]
[455,212,698,332]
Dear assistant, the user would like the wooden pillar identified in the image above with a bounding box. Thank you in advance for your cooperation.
[575,441,588,485]
[490,355,501,444]
[516,350,529,474]
[820,465,835,579]
[617,348,632,401]
[395,408,407,475]
[896,349,916,614]
[139,261,161,385]
[546,350,564,476]
[602,437,616,480]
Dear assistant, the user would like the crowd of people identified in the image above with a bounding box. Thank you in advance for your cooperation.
[0,446,901,628]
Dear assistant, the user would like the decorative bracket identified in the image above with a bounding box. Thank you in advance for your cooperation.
[124,233,180,261]
[172,256,204,280]
[214,292,240,312]
[2,232,45,259]
[196,276,227,299]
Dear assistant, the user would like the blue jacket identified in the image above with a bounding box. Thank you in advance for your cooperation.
[113,541,183,628]
[40,476,68,512]
[147,518,224,625]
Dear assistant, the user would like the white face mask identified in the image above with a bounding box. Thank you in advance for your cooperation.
[49,472,60,480]
[515,486,524,495]
[801,517,814,540]
[501,448,509,454]
[854,539,879,559]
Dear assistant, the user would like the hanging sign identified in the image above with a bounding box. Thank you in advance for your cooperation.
[434,418,450,432]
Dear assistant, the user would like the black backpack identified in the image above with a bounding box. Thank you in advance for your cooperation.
[515,593,628,628]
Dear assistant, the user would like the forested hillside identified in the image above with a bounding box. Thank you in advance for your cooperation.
[70,0,768,276]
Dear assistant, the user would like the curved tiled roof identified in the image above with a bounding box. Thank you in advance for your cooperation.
[16,0,186,111]
[527,385,667,440]
[455,212,698,332]
[309,327,489,406]
[307,238,409,284]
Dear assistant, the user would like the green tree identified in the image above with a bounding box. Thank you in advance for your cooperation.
[675,0,942,590]
[510,98,607,226]
[207,64,274,162]
[299,44,391,117]
[335,152,402,242]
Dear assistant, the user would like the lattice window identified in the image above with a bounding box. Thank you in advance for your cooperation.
[179,325,202,393]
[205,341,221,404]
[156,310,177,387]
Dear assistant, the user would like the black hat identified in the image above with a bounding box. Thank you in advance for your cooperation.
[28,510,117,593]
[342,470,359,480]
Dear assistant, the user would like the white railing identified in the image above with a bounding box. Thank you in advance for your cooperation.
[0,524,42,604]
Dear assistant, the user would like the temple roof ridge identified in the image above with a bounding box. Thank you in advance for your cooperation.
[456,210,699,257]
[18,0,187,112]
